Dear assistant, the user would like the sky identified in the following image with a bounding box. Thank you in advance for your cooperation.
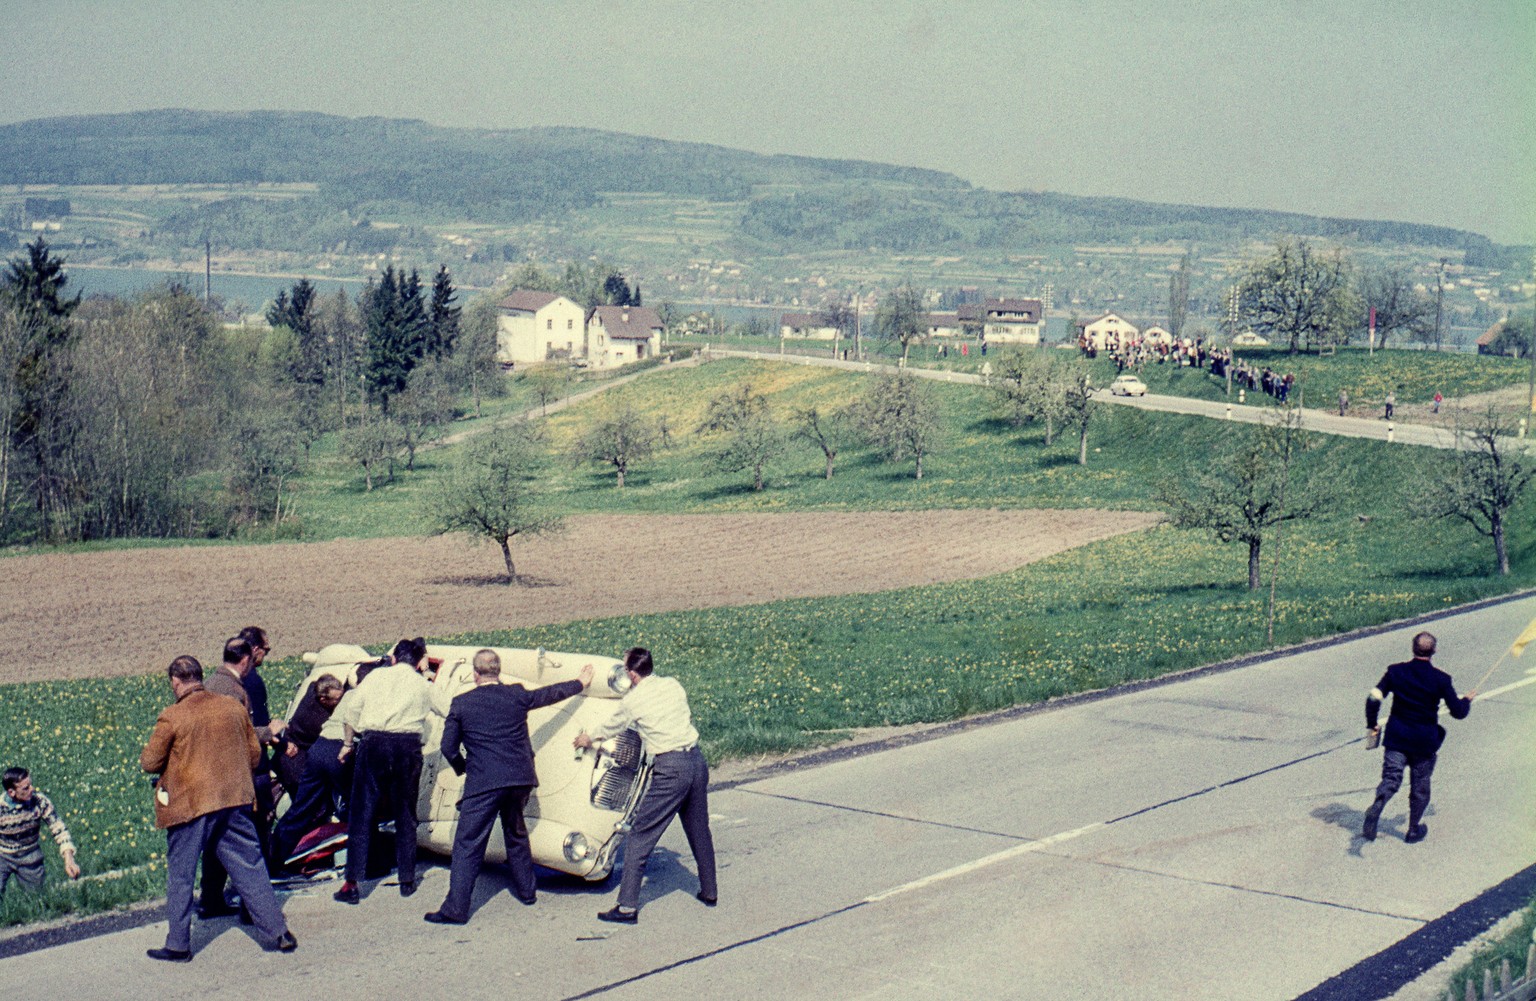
[4,0,1533,244]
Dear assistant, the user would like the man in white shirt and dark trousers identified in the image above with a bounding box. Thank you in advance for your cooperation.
[334,638,436,904]
[574,647,717,924]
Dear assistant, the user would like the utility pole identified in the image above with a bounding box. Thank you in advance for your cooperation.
[1433,258,1447,352]
[1527,254,1535,415]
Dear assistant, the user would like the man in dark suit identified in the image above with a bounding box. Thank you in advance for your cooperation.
[1363,631,1476,843]
[424,650,592,925]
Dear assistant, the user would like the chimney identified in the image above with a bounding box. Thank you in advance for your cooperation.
[621,308,629,322]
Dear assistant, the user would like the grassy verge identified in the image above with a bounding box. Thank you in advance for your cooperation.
[1446,893,1536,1000]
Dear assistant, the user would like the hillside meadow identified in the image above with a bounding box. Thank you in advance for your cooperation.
[3,354,1534,926]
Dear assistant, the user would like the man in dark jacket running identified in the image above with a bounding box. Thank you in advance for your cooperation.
[1362,632,1475,843]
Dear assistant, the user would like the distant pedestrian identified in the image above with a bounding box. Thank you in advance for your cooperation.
[141,655,295,961]
[1,767,80,903]
[1384,390,1395,420]
[1432,391,1442,414]
[576,648,717,924]
[1362,632,1475,843]
[1338,389,1349,416]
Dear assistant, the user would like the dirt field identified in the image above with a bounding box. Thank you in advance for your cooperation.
[3,509,1161,685]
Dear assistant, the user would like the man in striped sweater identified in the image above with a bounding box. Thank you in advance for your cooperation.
[1,766,80,903]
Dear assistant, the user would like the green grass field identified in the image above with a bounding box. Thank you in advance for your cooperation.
[3,352,1534,925]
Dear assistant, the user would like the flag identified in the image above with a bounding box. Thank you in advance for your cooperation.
[1512,616,1536,658]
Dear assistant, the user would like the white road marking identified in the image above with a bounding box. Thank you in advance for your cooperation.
[863,822,1106,903]
[862,675,1536,909]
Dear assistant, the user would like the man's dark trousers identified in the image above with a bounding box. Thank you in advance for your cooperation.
[199,775,274,911]
[167,806,285,951]
[345,732,422,884]
[617,747,716,910]
[1364,749,1437,834]
[271,736,348,867]
[439,785,537,920]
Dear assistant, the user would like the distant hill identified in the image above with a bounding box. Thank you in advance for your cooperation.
[0,109,1521,268]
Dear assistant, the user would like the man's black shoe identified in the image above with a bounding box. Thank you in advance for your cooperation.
[424,910,467,925]
[400,881,417,898]
[275,931,298,953]
[515,894,537,906]
[696,892,718,907]
[1361,820,1377,842]
[196,902,240,920]
[146,947,192,962]
[1405,824,1428,844]
[597,906,638,924]
[333,884,360,905]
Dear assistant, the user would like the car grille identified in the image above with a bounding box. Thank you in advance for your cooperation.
[591,729,645,811]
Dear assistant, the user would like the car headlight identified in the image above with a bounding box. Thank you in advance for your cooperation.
[563,832,592,863]
[607,663,632,695]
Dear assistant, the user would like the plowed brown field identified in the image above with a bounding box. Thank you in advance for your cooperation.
[3,509,1160,685]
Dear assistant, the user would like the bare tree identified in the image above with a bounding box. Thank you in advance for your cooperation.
[1239,240,1359,354]
[1063,365,1096,466]
[1167,251,1191,339]
[426,420,563,584]
[697,383,786,491]
[1418,407,1533,576]
[1359,265,1434,350]
[855,371,941,479]
[522,366,567,417]
[572,399,658,488]
[874,282,926,362]
[994,349,1070,446]
[792,404,856,479]
[1159,406,1333,591]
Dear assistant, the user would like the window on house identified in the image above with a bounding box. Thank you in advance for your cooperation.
[568,319,573,330]
[547,319,553,330]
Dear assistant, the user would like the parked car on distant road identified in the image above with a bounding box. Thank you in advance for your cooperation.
[1109,374,1149,397]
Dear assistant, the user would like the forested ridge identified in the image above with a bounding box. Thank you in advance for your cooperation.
[0,109,1516,264]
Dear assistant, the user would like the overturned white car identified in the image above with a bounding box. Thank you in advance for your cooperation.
[286,642,653,881]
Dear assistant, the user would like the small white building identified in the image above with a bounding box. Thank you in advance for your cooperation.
[497,291,586,365]
[779,312,840,340]
[1077,312,1140,351]
[981,298,1046,344]
[924,312,965,338]
[1142,324,1173,345]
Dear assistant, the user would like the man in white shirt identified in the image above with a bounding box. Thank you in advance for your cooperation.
[574,647,717,923]
[334,638,436,904]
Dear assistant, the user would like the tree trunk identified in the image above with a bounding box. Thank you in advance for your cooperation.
[1043,415,1054,446]
[1248,538,1262,590]
[499,537,516,584]
[616,465,626,488]
[824,452,834,479]
[1493,513,1509,575]
[914,450,923,479]
[1078,421,1089,465]
[753,462,764,491]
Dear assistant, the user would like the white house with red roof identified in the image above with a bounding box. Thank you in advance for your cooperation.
[496,291,586,365]
[587,305,664,367]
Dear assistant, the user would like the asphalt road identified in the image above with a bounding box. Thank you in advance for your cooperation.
[5,594,1533,1000]
[713,348,1535,453]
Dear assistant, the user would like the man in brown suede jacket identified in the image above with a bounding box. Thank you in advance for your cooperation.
[140,655,296,962]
